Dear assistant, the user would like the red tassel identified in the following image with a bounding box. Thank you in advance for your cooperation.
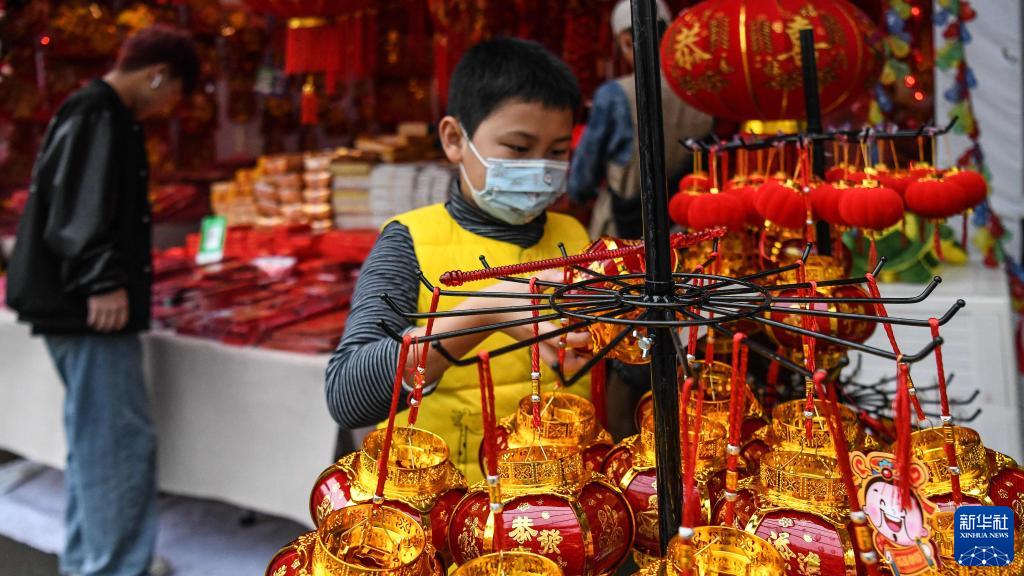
[300,77,318,126]
[933,222,944,260]
[375,335,413,505]
[895,364,913,510]
[962,211,969,252]
[868,236,878,272]
[591,360,607,430]
[409,288,441,426]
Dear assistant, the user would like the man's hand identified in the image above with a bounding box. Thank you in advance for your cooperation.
[87,288,129,332]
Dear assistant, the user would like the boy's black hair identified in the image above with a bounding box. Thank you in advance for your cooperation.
[447,37,581,138]
[116,24,200,95]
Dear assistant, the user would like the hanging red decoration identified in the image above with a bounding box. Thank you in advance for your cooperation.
[877,170,916,198]
[944,168,988,208]
[669,190,701,228]
[838,183,904,231]
[300,77,318,126]
[660,0,883,122]
[687,192,747,232]
[754,180,806,230]
[679,172,711,193]
[725,184,763,226]
[809,182,848,227]
[903,177,968,219]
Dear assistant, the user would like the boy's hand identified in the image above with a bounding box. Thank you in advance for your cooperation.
[87,288,129,332]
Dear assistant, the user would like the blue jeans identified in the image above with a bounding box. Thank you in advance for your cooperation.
[45,334,158,576]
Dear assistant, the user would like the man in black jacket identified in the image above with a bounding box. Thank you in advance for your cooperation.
[7,26,198,576]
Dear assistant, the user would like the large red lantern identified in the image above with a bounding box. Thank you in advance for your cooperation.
[660,0,883,122]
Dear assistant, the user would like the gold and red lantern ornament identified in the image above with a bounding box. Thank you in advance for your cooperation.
[635,335,786,576]
[268,335,447,576]
[485,276,614,474]
[659,0,882,123]
[448,352,635,576]
[309,319,467,563]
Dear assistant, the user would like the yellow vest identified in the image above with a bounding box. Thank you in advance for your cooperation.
[384,202,591,482]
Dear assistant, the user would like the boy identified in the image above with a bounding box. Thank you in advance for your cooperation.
[326,38,593,480]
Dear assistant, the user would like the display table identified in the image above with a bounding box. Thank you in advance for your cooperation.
[0,309,365,526]
[844,260,1023,459]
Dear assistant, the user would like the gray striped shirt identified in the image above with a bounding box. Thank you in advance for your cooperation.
[325,185,549,428]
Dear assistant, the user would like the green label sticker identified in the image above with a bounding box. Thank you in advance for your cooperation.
[196,215,227,265]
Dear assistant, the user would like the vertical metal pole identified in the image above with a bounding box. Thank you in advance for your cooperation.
[800,28,832,255]
[630,0,682,551]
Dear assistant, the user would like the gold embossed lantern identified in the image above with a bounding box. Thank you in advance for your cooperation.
[715,450,859,576]
[488,392,614,474]
[313,504,445,576]
[910,426,992,511]
[310,427,467,562]
[266,531,317,576]
[635,360,767,471]
[629,527,785,575]
[452,551,563,576]
[601,414,727,567]
[448,446,634,576]
[265,505,445,576]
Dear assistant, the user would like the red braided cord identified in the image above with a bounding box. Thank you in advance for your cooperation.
[813,374,885,576]
[408,287,441,425]
[438,228,725,286]
[679,377,695,528]
[932,221,945,261]
[723,333,747,525]
[478,351,498,479]
[895,363,913,510]
[865,274,927,421]
[529,277,542,429]
[929,317,963,506]
[375,334,413,504]
[591,360,608,429]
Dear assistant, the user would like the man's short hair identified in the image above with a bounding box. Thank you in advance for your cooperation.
[115,24,200,94]
[447,37,581,138]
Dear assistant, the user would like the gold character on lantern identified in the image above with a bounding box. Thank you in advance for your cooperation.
[767,531,797,562]
[510,515,539,544]
[538,529,563,555]
[672,25,712,71]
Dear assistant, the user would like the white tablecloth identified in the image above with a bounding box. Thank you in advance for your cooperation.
[0,309,361,526]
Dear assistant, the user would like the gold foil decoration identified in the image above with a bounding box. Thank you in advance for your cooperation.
[313,504,439,576]
[452,551,563,576]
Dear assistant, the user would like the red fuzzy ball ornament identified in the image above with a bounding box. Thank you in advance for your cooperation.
[755,180,807,230]
[945,168,988,208]
[687,192,747,232]
[679,172,711,193]
[669,190,701,228]
[839,184,904,231]
[725,184,764,226]
[904,177,968,219]
[809,182,848,227]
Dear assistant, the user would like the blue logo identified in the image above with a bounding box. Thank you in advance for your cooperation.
[954,506,1015,567]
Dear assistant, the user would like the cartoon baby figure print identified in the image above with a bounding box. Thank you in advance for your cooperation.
[852,451,940,576]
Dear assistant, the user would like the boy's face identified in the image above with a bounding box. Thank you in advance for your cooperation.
[440,99,574,204]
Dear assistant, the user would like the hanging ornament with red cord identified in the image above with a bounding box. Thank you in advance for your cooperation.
[670,148,710,228]
[903,132,971,260]
[839,172,905,270]
[686,147,747,232]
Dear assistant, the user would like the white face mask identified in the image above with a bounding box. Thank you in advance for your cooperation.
[459,127,569,225]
